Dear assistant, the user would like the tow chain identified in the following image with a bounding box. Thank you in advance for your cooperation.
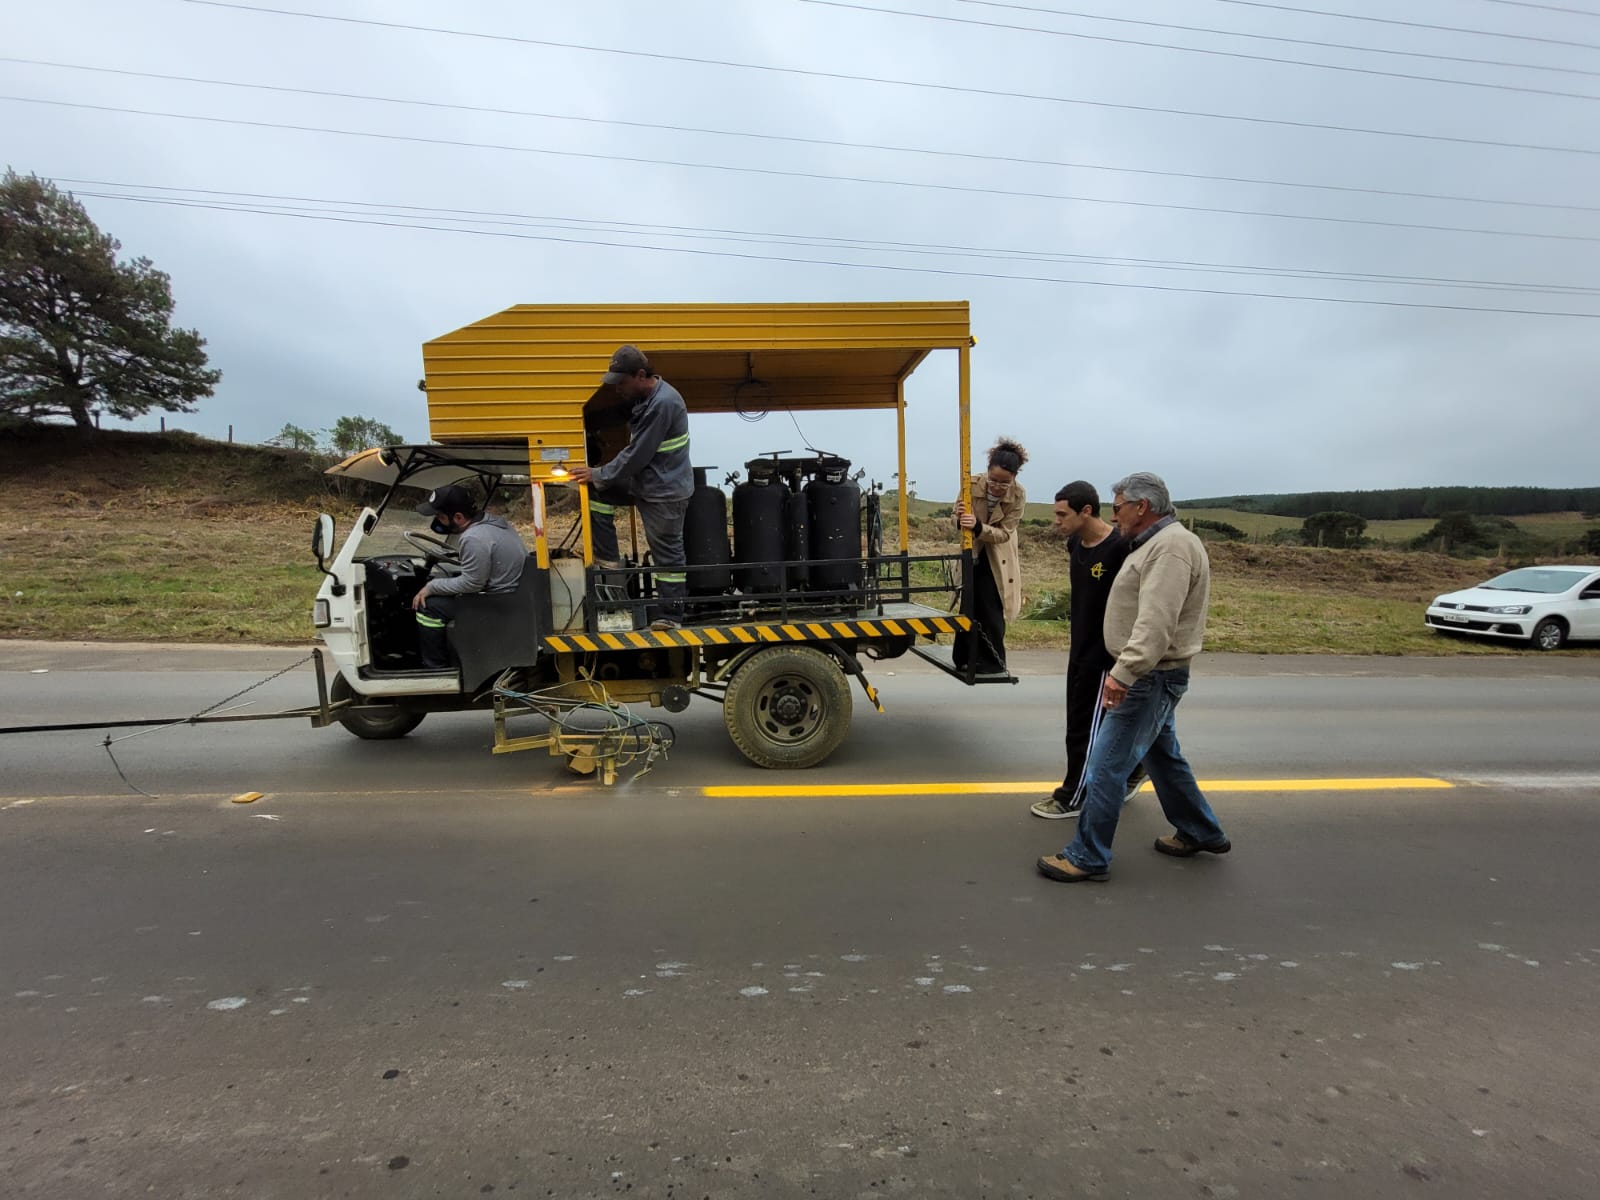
[100,653,317,798]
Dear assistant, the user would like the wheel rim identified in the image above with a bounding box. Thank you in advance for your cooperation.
[753,673,827,746]
[1537,622,1562,649]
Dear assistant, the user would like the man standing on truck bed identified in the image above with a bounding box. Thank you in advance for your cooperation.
[569,345,693,630]
[409,484,528,670]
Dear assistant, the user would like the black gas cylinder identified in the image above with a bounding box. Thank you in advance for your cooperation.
[732,458,786,595]
[805,456,862,596]
[684,467,732,595]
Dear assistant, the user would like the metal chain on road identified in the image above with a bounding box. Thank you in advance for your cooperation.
[101,653,317,797]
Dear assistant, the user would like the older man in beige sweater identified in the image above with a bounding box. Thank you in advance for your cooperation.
[1037,472,1230,883]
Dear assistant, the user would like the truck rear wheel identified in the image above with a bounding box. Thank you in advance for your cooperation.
[331,674,426,740]
[723,645,853,769]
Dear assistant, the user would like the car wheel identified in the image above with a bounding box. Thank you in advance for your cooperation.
[1530,617,1567,652]
[723,645,853,769]
[331,674,427,739]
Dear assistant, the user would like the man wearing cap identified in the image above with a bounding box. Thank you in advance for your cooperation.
[568,345,693,629]
[408,484,528,670]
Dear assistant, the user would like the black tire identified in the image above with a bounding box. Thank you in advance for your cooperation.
[723,645,853,769]
[1530,617,1567,652]
[331,674,426,740]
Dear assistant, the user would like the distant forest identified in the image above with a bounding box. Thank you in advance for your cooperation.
[1178,487,1600,520]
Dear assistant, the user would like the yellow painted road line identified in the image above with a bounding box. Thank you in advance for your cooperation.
[703,777,1454,798]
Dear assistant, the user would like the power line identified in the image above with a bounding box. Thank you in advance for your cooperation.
[1196,0,1600,52]
[70,188,1600,318]
[812,0,1600,101]
[175,0,1600,158]
[951,0,1600,77]
[12,58,1597,215]
[1477,0,1600,16]
[58,178,1600,297]
[14,95,1600,245]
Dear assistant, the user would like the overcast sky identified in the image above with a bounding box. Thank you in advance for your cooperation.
[6,0,1598,501]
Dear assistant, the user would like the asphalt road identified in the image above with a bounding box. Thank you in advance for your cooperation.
[2,643,1599,1199]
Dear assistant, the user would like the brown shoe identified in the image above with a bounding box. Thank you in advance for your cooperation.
[1036,854,1109,882]
[1153,833,1231,858]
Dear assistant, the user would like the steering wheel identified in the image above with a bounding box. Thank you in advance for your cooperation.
[403,528,461,566]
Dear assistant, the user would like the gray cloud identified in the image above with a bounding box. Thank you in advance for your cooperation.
[6,0,1596,503]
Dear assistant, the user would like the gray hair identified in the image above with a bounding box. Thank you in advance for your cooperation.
[1111,472,1174,516]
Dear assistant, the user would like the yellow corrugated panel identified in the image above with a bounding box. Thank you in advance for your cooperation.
[421,302,969,453]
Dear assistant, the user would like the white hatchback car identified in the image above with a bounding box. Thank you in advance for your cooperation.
[1425,565,1600,650]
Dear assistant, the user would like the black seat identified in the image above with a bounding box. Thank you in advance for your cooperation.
[448,554,550,690]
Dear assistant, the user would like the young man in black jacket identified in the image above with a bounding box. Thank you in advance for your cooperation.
[1031,480,1146,819]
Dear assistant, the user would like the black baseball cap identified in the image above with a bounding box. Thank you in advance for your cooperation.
[415,483,478,518]
[601,344,651,386]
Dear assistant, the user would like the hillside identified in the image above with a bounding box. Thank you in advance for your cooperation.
[0,429,1572,653]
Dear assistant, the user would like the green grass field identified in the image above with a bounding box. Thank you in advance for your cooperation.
[4,429,1593,654]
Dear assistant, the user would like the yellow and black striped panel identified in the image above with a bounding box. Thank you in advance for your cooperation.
[542,614,969,655]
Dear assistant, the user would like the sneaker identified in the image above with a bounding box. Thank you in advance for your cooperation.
[649,617,682,631]
[1030,796,1080,820]
[1124,775,1147,802]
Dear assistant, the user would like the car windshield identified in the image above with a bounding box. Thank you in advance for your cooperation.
[1478,567,1589,594]
[356,481,536,560]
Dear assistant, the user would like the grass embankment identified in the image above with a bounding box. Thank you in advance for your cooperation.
[0,428,1582,655]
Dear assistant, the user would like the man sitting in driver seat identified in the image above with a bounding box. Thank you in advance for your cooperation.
[409,484,528,669]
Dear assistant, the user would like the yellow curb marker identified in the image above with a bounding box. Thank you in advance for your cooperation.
[230,791,264,804]
[702,777,1454,799]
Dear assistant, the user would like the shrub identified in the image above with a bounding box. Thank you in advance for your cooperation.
[1300,510,1367,549]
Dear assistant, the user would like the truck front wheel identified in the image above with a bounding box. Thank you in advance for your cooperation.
[723,645,853,769]
[331,674,427,740]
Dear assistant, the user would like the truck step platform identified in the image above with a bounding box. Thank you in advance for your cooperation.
[908,644,1017,684]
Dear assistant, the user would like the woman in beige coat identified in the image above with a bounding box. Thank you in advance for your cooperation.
[952,438,1028,675]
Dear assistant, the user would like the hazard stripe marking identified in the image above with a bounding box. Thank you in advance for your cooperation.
[881,621,905,636]
[600,634,626,650]
[908,619,931,635]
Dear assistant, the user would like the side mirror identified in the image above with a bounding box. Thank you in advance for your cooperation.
[312,513,335,568]
[311,513,345,596]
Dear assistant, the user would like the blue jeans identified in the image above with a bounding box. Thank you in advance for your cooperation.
[1061,666,1225,875]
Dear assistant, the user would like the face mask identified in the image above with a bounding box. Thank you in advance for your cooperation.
[430,517,453,536]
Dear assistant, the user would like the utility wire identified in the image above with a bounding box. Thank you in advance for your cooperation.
[814,1,1600,101]
[1477,0,1600,16]
[12,97,1599,245]
[55,178,1600,297]
[174,0,1600,158]
[72,190,1600,319]
[945,0,1600,77]
[12,58,1595,215]
[1195,0,1600,52]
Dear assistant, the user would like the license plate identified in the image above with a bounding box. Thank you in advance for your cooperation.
[1439,612,1468,624]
